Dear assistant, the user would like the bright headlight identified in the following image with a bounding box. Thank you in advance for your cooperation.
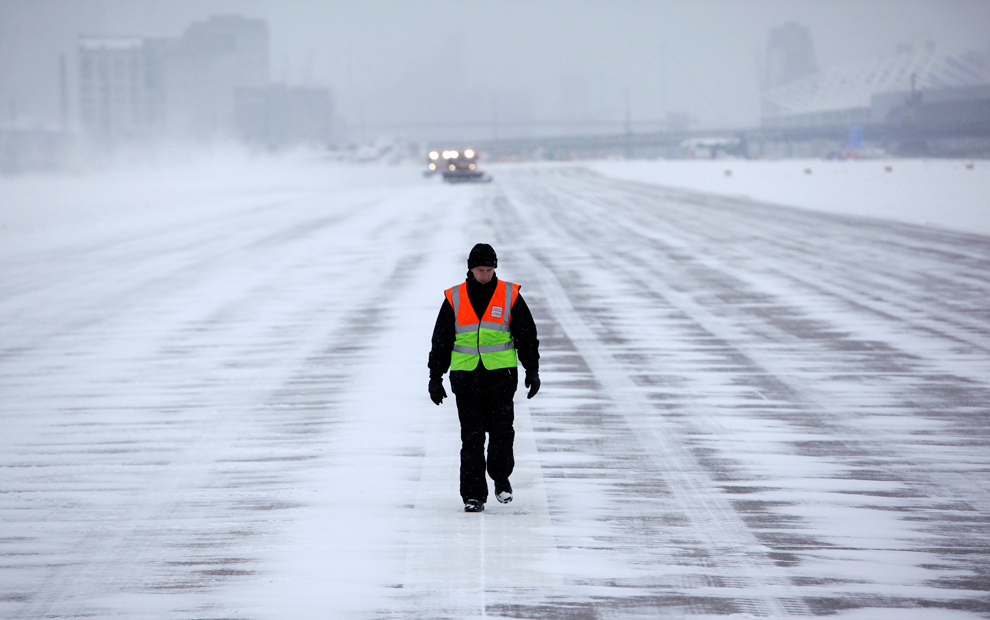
[464,149,474,158]
[429,151,439,160]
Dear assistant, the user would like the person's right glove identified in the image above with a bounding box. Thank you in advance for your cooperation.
[428,376,447,405]
[525,370,540,399]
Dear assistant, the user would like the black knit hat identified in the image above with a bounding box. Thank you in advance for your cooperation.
[467,243,498,269]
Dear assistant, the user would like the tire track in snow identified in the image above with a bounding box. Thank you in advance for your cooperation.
[546,168,990,362]
[0,195,383,363]
[525,255,806,616]
[490,178,809,616]
[516,168,990,515]
[0,184,453,619]
[493,165,990,616]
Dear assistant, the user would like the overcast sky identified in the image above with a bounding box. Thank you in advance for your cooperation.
[1,0,988,140]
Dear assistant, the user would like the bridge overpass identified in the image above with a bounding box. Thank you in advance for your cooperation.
[424,112,989,160]
[414,85,990,159]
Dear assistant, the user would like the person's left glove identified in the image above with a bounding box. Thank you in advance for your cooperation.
[525,370,540,399]
[429,376,447,405]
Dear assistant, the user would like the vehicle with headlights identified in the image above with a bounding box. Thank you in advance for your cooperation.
[427,148,491,183]
[424,150,442,176]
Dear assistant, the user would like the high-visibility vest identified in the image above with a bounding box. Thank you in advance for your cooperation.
[445,279,520,371]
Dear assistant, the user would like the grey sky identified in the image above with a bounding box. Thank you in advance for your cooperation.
[2,0,988,139]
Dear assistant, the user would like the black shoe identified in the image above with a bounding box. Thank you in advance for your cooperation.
[464,499,484,512]
[495,480,513,504]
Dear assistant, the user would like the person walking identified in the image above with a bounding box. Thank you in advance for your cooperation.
[428,243,541,513]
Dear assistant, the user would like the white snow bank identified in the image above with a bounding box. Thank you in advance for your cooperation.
[586,158,990,236]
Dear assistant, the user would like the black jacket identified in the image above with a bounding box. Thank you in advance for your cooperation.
[428,273,539,395]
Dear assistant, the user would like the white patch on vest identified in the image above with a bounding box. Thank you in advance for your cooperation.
[491,306,503,318]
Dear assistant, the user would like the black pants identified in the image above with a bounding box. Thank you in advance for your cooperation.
[455,388,515,503]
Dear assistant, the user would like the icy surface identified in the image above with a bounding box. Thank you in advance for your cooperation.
[2,154,989,618]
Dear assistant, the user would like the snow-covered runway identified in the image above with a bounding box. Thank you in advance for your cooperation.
[2,156,989,618]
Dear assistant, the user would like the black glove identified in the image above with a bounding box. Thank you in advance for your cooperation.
[429,377,447,405]
[525,371,540,399]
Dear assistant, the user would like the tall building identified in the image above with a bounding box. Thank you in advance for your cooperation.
[765,22,818,88]
[78,15,269,142]
[170,15,269,140]
[78,38,155,140]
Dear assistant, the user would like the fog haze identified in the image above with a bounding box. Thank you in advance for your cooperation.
[2,0,989,141]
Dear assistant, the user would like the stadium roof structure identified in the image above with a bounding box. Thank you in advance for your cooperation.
[762,44,990,122]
